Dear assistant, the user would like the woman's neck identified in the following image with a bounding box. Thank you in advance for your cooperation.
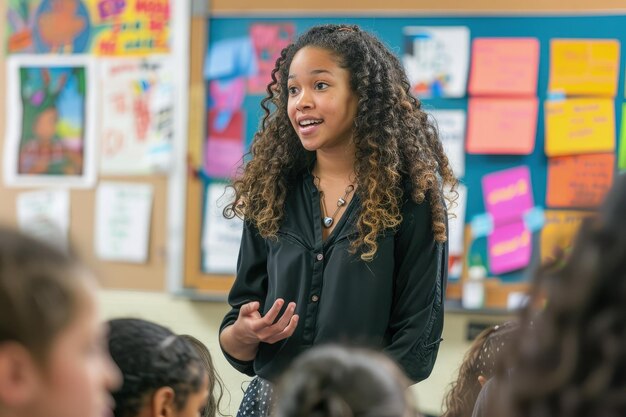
[314,146,356,182]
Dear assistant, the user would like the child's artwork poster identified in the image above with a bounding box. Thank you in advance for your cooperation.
[204,110,244,179]
[248,23,295,94]
[544,98,615,157]
[540,210,593,262]
[482,166,534,225]
[488,219,532,275]
[3,55,96,188]
[402,26,470,98]
[6,0,170,55]
[546,153,615,208]
[549,39,620,97]
[468,37,540,97]
[99,57,174,175]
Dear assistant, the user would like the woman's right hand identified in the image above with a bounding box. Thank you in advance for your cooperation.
[220,299,299,361]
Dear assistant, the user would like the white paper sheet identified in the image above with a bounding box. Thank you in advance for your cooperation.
[99,57,175,175]
[446,183,468,257]
[17,189,70,250]
[202,182,243,274]
[429,109,466,179]
[403,26,470,98]
[95,182,154,263]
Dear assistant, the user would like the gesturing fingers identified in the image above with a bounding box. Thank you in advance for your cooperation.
[264,314,299,344]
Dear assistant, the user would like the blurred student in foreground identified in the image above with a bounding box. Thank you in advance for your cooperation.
[504,173,626,417]
[273,345,420,417]
[0,226,120,417]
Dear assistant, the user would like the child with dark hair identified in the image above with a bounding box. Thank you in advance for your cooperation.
[0,226,120,417]
[441,321,518,417]
[274,345,419,417]
[219,23,455,416]
[504,173,626,417]
[180,334,228,417]
[107,319,209,417]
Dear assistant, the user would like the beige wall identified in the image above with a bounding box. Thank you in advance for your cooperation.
[98,289,510,416]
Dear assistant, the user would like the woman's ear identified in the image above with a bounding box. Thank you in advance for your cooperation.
[0,342,41,407]
[151,386,176,417]
[477,375,488,387]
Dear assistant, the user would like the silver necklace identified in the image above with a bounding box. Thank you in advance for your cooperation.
[313,175,355,228]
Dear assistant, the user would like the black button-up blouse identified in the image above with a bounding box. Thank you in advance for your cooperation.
[220,172,447,383]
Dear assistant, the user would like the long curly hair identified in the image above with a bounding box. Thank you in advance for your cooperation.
[505,173,626,417]
[224,24,456,260]
[441,321,518,417]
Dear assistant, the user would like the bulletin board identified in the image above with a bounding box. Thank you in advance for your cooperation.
[0,1,189,292]
[183,10,626,305]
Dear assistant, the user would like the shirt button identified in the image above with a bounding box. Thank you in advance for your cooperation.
[311,295,319,302]
[316,253,324,261]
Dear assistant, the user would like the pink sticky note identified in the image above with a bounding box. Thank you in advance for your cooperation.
[468,38,540,96]
[488,220,532,275]
[482,166,534,225]
[248,23,295,94]
[204,110,244,178]
[466,97,538,154]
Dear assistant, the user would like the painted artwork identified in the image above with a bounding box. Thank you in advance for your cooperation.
[6,0,170,55]
[4,55,96,188]
[248,23,295,94]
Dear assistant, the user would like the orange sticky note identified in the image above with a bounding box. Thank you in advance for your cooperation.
[544,98,615,157]
[468,38,539,96]
[540,210,594,262]
[466,98,538,154]
[549,39,620,96]
[546,153,615,208]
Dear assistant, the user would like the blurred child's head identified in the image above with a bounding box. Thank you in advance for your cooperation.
[107,319,208,417]
[441,321,518,417]
[0,226,120,417]
[179,334,226,417]
[274,345,418,417]
[508,173,626,417]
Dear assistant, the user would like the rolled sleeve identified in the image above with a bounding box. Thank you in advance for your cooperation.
[219,220,269,376]
[383,198,447,383]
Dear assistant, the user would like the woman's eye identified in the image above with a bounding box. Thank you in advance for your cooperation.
[315,82,329,90]
[288,86,298,95]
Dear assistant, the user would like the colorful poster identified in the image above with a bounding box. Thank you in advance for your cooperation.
[546,153,615,208]
[549,39,620,96]
[428,110,466,178]
[4,55,96,188]
[95,181,154,263]
[99,57,174,175]
[482,166,534,225]
[402,26,470,98]
[202,182,243,274]
[248,23,295,94]
[468,38,540,96]
[204,110,244,179]
[6,0,170,55]
[488,220,532,275]
[540,210,594,262]
[466,98,538,154]
[544,98,615,157]
[204,37,257,80]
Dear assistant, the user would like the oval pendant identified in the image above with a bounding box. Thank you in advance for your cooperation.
[323,217,334,228]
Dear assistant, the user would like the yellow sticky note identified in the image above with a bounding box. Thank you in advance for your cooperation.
[544,98,615,157]
[540,210,594,262]
[549,39,620,97]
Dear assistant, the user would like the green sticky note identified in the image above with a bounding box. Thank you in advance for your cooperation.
[620,103,626,171]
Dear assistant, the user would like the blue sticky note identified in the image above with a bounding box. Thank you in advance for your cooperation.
[204,37,258,80]
[523,206,545,232]
[470,213,494,238]
[213,110,234,132]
